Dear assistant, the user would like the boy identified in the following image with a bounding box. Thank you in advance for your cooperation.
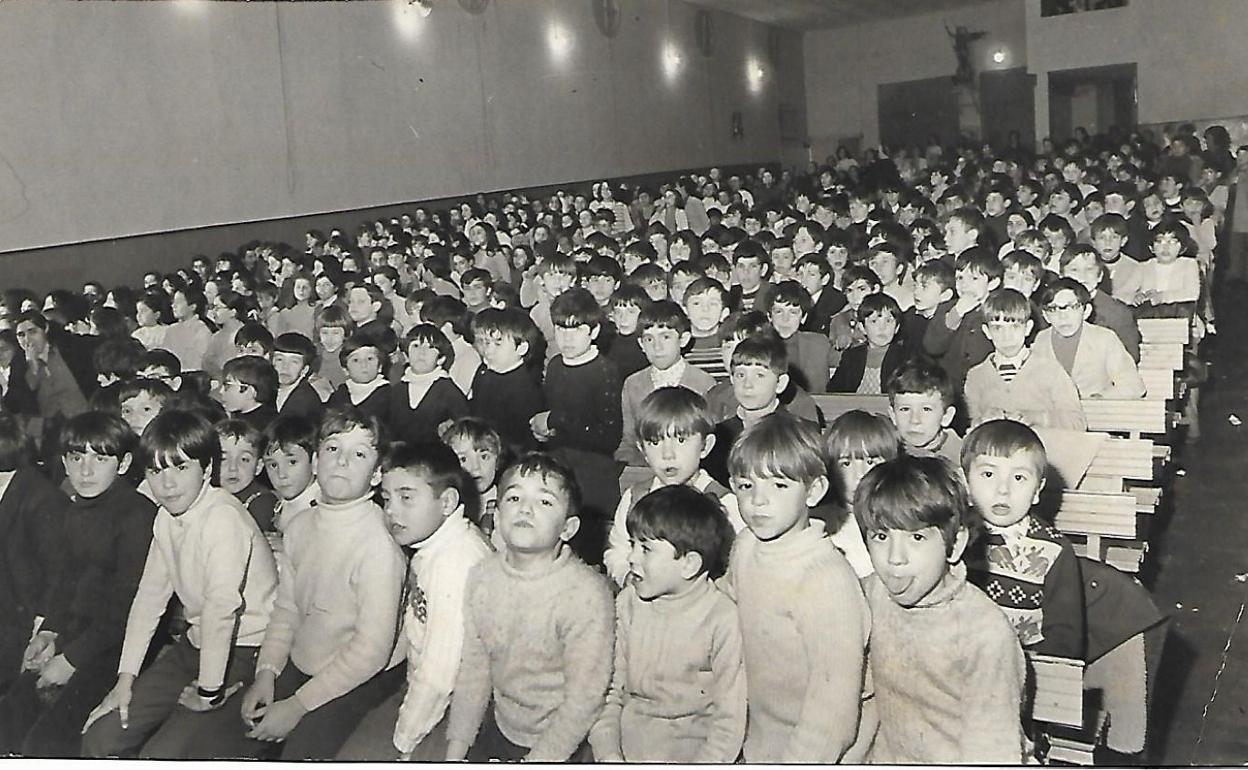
[0,412,154,757]
[868,243,914,312]
[261,414,321,537]
[1060,245,1141,361]
[794,253,846,335]
[389,324,468,445]
[902,259,955,361]
[590,485,745,762]
[326,332,394,423]
[828,293,906,395]
[854,455,1024,764]
[419,296,481,397]
[703,334,794,487]
[581,255,623,309]
[220,355,278,434]
[961,420,1086,659]
[468,308,545,454]
[615,301,715,465]
[81,410,279,759]
[228,407,407,760]
[336,441,493,761]
[271,333,325,421]
[603,387,741,585]
[445,453,613,762]
[602,285,650,380]
[216,418,280,533]
[942,207,987,259]
[529,255,578,361]
[459,269,493,316]
[768,281,832,394]
[705,315,823,426]
[827,265,881,366]
[923,246,1003,388]
[727,239,773,311]
[1090,213,1145,303]
[885,357,961,465]
[964,289,1086,431]
[117,377,174,438]
[681,278,731,383]
[1135,219,1201,317]
[1033,278,1145,399]
[442,417,505,539]
[723,413,876,761]
[345,283,391,342]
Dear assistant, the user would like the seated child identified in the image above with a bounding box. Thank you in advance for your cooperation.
[794,253,846,335]
[602,285,651,380]
[220,355,278,434]
[827,293,906,394]
[1033,278,1145,398]
[1134,219,1201,319]
[827,265,880,366]
[628,263,670,303]
[81,410,279,759]
[1060,245,1141,361]
[901,259,955,361]
[704,314,822,425]
[768,281,833,394]
[703,333,795,486]
[272,333,326,421]
[137,349,184,394]
[723,413,877,762]
[117,377,174,438]
[855,455,1025,764]
[961,419,1086,659]
[1090,213,1145,303]
[603,387,742,586]
[261,414,321,540]
[445,453,613,762]
[590,485,745,762]
[468,308,546,454]
[459,268,494,316]
[216,418,280,533]
[227,407,408,760]
[886,357,962,464]
[0,412,155,758]
[234,322,275,358]
[923,246,1003,388]
[964,289,1086,431]
[616,301,715,465]
[336,441,493,761]
[821,410,900,578]
[441,417,505,539]
[726,240,773,312]
[868,243,914,312]
[327,332,394,423]
[1001,251,1046,306]
[419,296,482,396]
[682,278,731,383]
[528,255,578,361]
[312,306,354,391]
[389,324,468,444]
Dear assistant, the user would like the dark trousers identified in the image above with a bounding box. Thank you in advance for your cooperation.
[203,662,405,760]
[0,655,117,757]
[80,637,258,759]
[335,686,451,761]
[549,447,622,566]
[467,703,592,763]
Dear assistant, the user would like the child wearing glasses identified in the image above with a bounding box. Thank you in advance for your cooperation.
[1030,278,1145,399]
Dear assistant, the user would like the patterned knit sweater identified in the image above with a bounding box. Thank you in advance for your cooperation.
[447,548,614,761]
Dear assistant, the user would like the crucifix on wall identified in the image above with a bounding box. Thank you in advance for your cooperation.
[946,24,986,85]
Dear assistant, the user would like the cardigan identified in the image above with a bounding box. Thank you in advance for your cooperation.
[827,341,907,394]
[1031,324,1146,399]
[964,351,1087,431]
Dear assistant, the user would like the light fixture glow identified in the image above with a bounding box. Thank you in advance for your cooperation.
[393,0,428,41]
[548,23,572,60]
[746,58,765,93]
[992,48,1007,64]
[662,42,682,80]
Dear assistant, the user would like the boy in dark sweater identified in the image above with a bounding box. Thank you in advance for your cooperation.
[0,412,157,757]
[215,418,280,534]
[922,246,1003,389]
[220,355,279,436]
[532,289,624,564]
[388,324,469,445]
[272,333,326,422]
[327,331,395,424]
[602,285,651,380]
[468,308,546,454]
[902,259,955,362]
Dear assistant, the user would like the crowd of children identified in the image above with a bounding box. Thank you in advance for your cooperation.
[0,123,1216,761]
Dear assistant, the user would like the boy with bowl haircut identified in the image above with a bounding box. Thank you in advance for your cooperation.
[271,333,325,422]
[703,333,794,487]
[603,387,742,586]
[885,357,962,465]
[854,455,1024,764]
[681,277,732,383]
[336,441,493,761]
[960,420,1086,660]
[260,413,321,538]
[326,331,395,423]
[827,264,880,360]
[615,300,715,466]
[964,289,1087,431]
[827,293,907,395]
[0,412,156,757]
[902,259,955,361]
[602,284,651,380]
[705,313,823,426]
[230,407,408,760]
[216,418,280,533]
[723,413,877,762]
[446,453,614,762]
[1033,278,1145,399]
[220,355,279,435]
[1089,213,1145,303]
[468,308,546,454]
[591,485,746,762]
[81,410,279,759]
[767,280,833,394]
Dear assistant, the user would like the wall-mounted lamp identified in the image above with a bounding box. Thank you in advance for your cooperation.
[992,48,1007,64]
[410,0,433,18]
[548,22,572,60]
[663,42,682,80]
[746,58,765,93]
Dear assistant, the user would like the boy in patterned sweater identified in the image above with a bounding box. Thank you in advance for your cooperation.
[961,419,1086,659]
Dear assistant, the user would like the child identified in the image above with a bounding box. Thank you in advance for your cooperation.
[794,253,846,335]
[768,281,833,394]
[727,239,773,311]
[1060,245,1142,361]
[1033,278,1145,399]
[590,485,745,762]
[964,289,1086,431]
[868,243,914,312]
[961,419,1086,659]
[312,306,354,390]
[1001,250,1046,303]
[327,332,394,423]
[1134,219,1201,318]
[261,414,321,537]
[821,410,898,578]
[335,441,493,761]
[855,455,1024,764]
[602,285,651,380]
[828,293,906,394]
[445,453,613,762]
[459,268,494,316]
[722,413,876,762]
[220,355,278,434]
[271,333,325,421]
[211,407,407,760]
[389,324,468,445]
[417,296,481,397]
[827,265,880,366]
[603,387,742,585]
[703,334,794,487]
[923,247,1003,388]
[1090,213,1145,303]
[0,412,153,757]
[529,255,578,361]
[468,308,546,453]
[81,410,279,759]
[117,377,174,438]
[681,278,731,383]
[705,315,823,426]
[216,418,280,533]
[442,417,506,539]
[902,259,955,361]
[615,301,715,465]
[886,357,961,464]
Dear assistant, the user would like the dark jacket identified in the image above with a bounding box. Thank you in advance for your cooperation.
[827,342,907,393]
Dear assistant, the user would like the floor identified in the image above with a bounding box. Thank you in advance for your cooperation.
[1148,280,1248,765]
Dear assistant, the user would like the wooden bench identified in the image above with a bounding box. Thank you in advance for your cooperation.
[1030,653,1109,765]
[1140,368,1176,400]
[810,393,890,424]
[1137,317,1190,346]
[1081,398,1172,438]
[1053,490,1137,561]
[1138,341,1184,372]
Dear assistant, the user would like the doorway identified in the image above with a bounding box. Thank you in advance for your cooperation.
[1048,63,1137,143]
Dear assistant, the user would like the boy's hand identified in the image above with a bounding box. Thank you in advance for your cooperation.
[82,674,135,734]
[36,654,75,689]
[246,696,307,742]
[22,631,57,673]
[177,680,244,712]
[241,673,275,727]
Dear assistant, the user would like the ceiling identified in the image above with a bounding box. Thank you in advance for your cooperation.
[682,0,997,30]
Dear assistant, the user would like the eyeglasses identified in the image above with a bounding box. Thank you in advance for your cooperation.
[1043,302,1083,314]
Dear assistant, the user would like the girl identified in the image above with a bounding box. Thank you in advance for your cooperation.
[313,305,355,391]
[387,324,467,444]
[274,272,316,339]
[132,291,172,351]
[326,332,394,424]
[203,290,257,381]
[821,410,902,579]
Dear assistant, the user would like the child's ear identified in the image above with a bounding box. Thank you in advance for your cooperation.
[774,372,790,396]
[1081,305,1093,322]
[699,433,717,460]
[678,550,705,581]
[939,288,955,302]
[940,406,956,429]
[946,526,970,564]
[717,307,730,323]
[1023,319,1035,337]
[987,277,1002,291]
[439,486,461,517]
[678,331,692,348]
[370,466,383,490]
[117,452,133,476]
[516,340,530,359]
[589,324,601,342]
[1032,476,1046,506]
[559,515,581,543]
[170,376,183,391]
[804,475,830,507]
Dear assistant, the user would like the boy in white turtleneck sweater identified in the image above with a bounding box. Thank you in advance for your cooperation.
[224,407,408,759]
